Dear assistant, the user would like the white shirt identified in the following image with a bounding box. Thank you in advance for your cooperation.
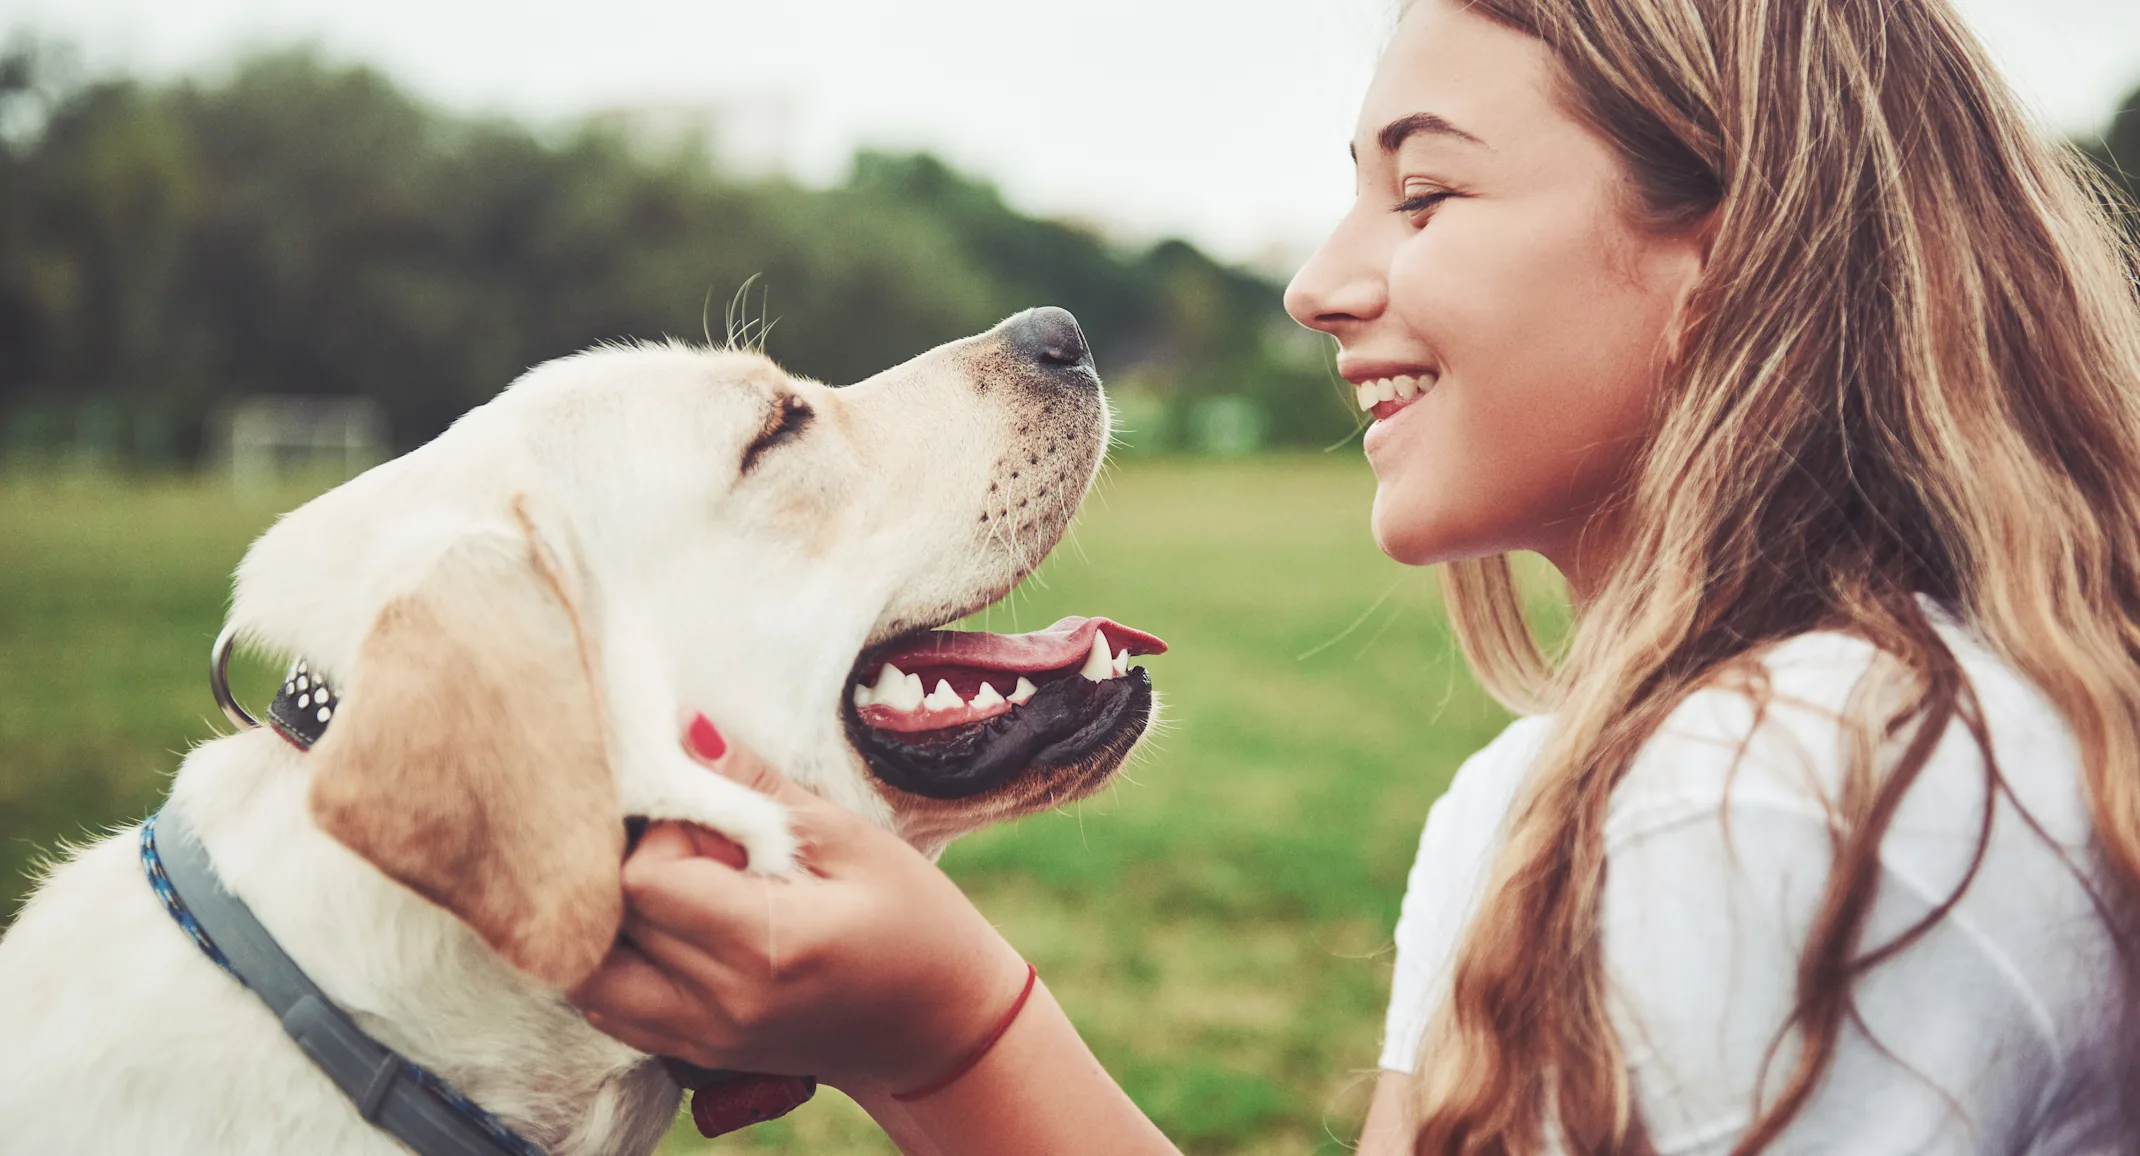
[1381,606,2136,1153]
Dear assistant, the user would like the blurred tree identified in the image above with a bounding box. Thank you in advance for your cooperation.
[2083,84,2138,239]
[2094,88,2137,180]
[0,46,1355,456]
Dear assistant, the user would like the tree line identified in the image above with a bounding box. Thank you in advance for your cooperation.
[0,43,1344,462]
[0,42,2134,465]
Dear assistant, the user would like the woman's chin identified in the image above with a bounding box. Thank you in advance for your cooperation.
[1371,493,1504,568]
[1371,494,1446,566]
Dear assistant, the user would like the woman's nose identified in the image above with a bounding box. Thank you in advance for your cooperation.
[1283,217,1389,337]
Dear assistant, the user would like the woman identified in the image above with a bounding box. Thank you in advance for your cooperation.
[572,0,2140,1150]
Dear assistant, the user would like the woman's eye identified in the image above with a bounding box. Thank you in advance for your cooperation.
[1393,189,1456,218]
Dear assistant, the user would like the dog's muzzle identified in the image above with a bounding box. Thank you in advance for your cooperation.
[839,616,1163,801]
[849,667,1155,799]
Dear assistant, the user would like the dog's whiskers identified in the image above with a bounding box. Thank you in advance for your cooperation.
[722,275,779,353]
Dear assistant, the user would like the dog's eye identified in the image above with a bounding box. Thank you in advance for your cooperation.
[740,395,814,475]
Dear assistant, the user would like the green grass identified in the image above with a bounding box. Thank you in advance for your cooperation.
[0,457,1517,1155]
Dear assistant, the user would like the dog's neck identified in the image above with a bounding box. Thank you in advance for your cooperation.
[168,731,680,1156]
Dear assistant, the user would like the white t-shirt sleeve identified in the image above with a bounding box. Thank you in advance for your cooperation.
[1603,776,2049,1152]
[1380,621,2122,1152]
[1600,675,2093,1155]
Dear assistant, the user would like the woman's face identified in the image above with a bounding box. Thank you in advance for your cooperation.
[1285,0,1705,594]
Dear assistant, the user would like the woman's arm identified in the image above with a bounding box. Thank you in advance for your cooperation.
[568,746,1177,1155]
[840,1090,944,1156]
[1356,1070,1414,1156]
[845,983,1174,1156]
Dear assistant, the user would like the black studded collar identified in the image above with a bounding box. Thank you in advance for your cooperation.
[267,659,338,751]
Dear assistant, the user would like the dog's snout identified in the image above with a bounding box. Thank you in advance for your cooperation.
[1007,307,1093,374]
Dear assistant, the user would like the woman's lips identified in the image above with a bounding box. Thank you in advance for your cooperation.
[1369,394,1423,423]
[1361,384,1432,457]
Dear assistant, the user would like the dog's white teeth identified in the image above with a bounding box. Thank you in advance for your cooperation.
[924,679,965,711]
[1010,676,1039,705]
[1080,630,1117,681]
[1111,647,1130,677]
[867,663,925,711]
[1394,374,1421,401]
[853,682,874,709]
[971,682,1007,709]
[1355,382,1378,412]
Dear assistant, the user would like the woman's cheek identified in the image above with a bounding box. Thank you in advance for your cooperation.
[1381,227,1671,565]
[1369,374,1542,566]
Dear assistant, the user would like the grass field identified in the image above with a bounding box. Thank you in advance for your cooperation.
[0,457,1522,1154]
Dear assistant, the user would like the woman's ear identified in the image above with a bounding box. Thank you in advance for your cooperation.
[306,500,624,991]
[1659,210,1717,363]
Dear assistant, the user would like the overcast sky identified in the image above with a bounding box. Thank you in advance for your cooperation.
[10,0,2140,268]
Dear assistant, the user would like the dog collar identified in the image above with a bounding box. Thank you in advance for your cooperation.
[141,807,548,1156]
[268,658,336,749]
[210,625,334,752]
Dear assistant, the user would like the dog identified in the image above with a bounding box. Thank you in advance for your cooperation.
[0,307,1164,1155]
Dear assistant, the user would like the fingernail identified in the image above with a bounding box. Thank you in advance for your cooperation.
[687,713,728,761]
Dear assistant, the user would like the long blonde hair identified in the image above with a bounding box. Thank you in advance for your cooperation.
[1414,0,2140,1151]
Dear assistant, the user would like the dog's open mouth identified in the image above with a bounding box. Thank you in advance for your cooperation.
[843,617,1166,800]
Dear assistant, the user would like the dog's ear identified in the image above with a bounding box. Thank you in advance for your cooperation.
[306,500,622,991]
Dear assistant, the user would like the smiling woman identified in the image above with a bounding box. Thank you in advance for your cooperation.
[1311,0,2140,1152]
[1287,2,1708,590]
[564,0,2140,1153]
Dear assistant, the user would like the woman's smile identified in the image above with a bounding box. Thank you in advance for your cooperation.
[1358,377,1436,458]
[1347,371,1437,415]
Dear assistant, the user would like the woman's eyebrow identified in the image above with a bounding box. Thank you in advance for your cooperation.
[1352,111,1490,161]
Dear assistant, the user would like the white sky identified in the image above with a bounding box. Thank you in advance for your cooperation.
[9,0,2140,269]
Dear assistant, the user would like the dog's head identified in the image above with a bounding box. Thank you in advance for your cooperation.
[227,308,1162,990]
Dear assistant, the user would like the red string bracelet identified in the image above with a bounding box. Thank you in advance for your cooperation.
[891,962,1040,1102]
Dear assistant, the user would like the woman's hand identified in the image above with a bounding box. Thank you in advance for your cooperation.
[568,736,1032,1094]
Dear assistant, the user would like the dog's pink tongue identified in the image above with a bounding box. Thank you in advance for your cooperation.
[871,616,1167,672]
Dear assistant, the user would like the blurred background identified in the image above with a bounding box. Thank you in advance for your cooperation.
[1,1,2136,1152]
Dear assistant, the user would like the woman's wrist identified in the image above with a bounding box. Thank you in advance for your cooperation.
[891,961,1040,1101]
[857,977,1179,1156]
[842,919,1034,1092]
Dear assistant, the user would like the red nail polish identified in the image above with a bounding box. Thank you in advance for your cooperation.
[687,714,728,761]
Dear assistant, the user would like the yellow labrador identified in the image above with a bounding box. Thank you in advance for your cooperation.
[0,308,1163,1155]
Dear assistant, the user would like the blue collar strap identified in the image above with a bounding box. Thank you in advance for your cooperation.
[141,807,547,1156]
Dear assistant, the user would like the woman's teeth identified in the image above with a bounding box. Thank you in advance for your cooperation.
[1354,374,1429,412]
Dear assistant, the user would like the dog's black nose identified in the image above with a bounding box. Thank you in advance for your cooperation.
[1007,307,1093,373]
